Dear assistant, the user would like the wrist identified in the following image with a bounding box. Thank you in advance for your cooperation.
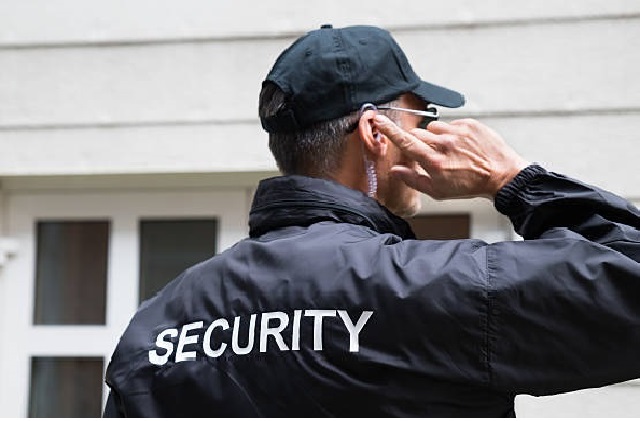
[494,164,547,215]
[495,159,531,195]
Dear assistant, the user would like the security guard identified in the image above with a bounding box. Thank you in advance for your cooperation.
[104,25,640,417]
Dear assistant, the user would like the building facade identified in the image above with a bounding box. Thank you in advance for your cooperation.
[0,0,639,416]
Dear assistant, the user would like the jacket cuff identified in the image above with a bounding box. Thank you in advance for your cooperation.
[494,164,547,215]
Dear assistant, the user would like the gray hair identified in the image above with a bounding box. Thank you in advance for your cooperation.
[259,83,399,177]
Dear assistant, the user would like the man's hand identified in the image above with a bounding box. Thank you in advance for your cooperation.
[375,115,530,200]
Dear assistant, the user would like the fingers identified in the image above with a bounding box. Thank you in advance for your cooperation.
[390,165,434,196]
[375,115,438,163]
[426,119,473,137]
[424,120,452,135]
[379,114,529,199]
[449,118,479,127]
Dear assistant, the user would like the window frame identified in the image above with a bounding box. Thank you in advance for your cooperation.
[0,188,248,416]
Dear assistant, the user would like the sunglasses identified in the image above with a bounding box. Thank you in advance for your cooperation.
[360,103,439,129]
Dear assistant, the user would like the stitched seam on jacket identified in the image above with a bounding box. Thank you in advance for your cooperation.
[485,245,496,388]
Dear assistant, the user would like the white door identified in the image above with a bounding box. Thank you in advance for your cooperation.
[0,188,248,417]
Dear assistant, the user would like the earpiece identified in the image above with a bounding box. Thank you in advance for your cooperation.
[373,133,381,142]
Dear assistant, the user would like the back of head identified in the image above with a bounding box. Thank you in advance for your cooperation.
[259,82,357,177]
[258,24,465,177]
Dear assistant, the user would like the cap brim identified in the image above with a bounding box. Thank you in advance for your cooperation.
[413,80,465,108]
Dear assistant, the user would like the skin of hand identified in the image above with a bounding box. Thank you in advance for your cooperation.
[375,115,530,200]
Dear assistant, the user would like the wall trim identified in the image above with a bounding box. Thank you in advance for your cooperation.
[0,13,639,51]
[1,107,639,133]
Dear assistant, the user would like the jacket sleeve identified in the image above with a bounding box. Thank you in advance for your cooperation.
[487,165,640,396]
[102,390,124,418]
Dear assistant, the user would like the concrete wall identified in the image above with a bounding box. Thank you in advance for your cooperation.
[1,0,639,416]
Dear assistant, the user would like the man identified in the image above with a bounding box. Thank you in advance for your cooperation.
[104,25,640,417]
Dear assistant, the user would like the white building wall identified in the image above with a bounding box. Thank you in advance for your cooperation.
[0,0,639,417]
[0,190,6,414]
[0,0,639,196]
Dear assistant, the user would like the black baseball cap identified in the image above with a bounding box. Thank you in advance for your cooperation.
[261,24,465,133]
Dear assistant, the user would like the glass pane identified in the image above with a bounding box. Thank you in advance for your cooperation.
[407,214,470,240]
[139,218,217,303]
[34,221,109,325]
[29,356,104,418]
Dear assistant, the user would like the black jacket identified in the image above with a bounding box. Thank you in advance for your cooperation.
[104,165,640,417]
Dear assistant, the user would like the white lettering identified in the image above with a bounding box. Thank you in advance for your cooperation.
[304,310,336,351]
[260,312,290,352]
[203,318,229,358]
[148,309,374,362]
[176,321,204,362]
[291,309,303,351]
[232,314,256,355]
[337,310,373,352]
[148,328,178,366]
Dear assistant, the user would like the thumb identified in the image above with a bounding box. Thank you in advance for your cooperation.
[375,115,437,163]
[390,165,434,196]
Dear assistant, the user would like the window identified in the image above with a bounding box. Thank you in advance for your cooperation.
[29,356,104,417]
[139,218,218,303]
[407,214,470,240]
[5,189,246,416]
[33,221,109,325]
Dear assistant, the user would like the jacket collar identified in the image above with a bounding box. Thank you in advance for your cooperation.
[249,175,416,239]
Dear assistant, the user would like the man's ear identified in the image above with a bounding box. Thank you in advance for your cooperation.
[358,109,388,157]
